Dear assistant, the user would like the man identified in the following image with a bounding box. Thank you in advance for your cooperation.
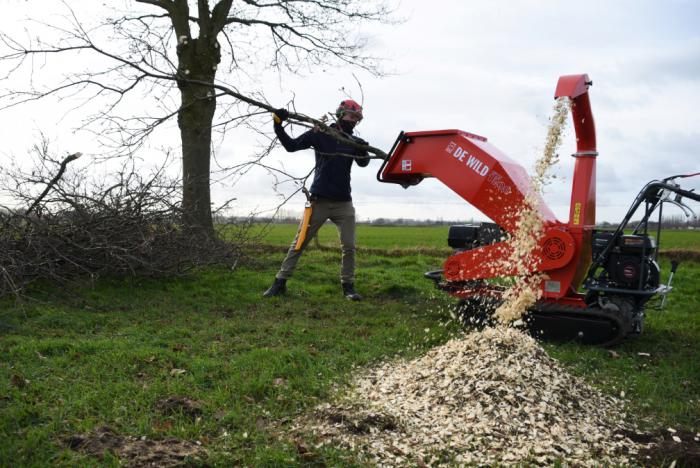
[262,99,370,300]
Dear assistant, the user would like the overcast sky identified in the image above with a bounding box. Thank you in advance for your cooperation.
[1,0,698,224]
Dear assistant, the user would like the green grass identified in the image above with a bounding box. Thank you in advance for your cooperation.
[252,223,452,249]
[254,223,700,252]
[657,229,700,250]
[0,247,455,466]
[0,227,698,466]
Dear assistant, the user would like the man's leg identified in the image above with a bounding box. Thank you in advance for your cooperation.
[331,201,360,300]
[275,199,330,280]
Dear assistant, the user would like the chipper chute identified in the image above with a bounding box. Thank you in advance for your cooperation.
[378,74,700,346]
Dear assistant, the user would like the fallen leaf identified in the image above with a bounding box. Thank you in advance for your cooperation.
[389,445,404,456]
[295,441,310,455]
[169,368,186,376]
[10,374,28,388]
[153,420,173,432]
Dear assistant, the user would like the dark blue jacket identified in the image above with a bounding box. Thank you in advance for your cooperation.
[274,123,369,201]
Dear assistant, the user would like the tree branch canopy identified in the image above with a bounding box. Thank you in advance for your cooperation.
[0,0,395,232]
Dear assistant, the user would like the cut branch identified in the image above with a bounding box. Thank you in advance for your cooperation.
[26,152,82,216]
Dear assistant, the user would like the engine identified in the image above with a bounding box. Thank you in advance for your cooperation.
[591,231,660,290]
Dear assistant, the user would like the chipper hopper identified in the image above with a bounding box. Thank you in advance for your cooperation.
[378,74,700,346]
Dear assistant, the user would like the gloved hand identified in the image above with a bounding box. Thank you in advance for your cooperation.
[272,108,289,125]
[354,137,369,157]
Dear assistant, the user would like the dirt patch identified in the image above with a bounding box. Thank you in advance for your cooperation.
[630,429,700,467]
[323,409,399,434]
[294,327,649,466]
[155,396,203,419]
[66,426,203,467]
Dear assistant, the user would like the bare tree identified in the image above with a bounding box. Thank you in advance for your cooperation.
[0,0,393,236]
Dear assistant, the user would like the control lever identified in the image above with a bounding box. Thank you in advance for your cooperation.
[665,199,697,219]
[660,260,680,308]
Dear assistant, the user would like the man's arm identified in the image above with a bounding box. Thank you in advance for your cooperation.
[272,108,315,152]
[353,137,371,167]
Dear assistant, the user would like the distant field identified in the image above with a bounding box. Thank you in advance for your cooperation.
[252,223,700,251]
[251,223,451,249]
[656,229,700,250]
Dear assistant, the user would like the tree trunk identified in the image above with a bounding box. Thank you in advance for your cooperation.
[177,36,220,236]
[179,88,215,235]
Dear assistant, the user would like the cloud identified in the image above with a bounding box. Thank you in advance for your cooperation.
[1,0,698,224]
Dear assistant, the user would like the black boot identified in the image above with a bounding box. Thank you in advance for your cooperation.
[342,282,362,301]
[263,278,287,298]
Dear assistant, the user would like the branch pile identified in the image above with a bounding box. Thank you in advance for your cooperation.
[295,327,646,466]
[0,153,242,298]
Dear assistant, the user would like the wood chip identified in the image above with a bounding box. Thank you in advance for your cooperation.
[294,327,644,466]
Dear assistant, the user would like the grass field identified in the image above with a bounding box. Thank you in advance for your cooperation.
[1,226,698,466]
[254,223,700,251]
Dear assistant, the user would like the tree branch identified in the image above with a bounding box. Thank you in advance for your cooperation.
[26,153,82,216]
[211,0,234,35]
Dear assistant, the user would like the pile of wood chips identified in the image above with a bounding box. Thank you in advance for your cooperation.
[296,327,644,466]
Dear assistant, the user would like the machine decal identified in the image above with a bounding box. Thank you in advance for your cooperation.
[401,159,412,171]
[573,202,581,225]
[487,171,512,195]
[445,142,489,177]
[466,154,489,176]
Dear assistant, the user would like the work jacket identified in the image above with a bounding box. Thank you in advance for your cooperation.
[274,123,369,201]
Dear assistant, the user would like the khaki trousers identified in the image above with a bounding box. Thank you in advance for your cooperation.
[276,198,356,283]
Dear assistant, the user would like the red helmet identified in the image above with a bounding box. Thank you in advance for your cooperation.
[336,99,363,120]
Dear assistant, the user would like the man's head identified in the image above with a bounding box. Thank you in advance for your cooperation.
[336,99,363,132]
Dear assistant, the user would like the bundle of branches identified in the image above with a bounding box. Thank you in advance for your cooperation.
[0,147,243,298]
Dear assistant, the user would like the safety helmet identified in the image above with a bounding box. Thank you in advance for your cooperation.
[336,99,363,120]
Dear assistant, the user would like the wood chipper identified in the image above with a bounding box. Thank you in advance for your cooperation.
[377,74,700,346]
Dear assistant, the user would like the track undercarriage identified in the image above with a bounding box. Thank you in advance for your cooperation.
[432,279,641,347]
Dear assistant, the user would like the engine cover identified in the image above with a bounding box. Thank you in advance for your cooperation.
[608,255,656,287]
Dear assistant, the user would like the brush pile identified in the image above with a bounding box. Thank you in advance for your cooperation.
[297,327,643,466]
[0,147,244,297]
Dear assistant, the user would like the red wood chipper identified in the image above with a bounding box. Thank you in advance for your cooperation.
[378,74,699,346]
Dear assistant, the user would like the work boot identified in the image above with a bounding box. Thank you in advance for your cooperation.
[342,282,362,301]
[263,278,287,298]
